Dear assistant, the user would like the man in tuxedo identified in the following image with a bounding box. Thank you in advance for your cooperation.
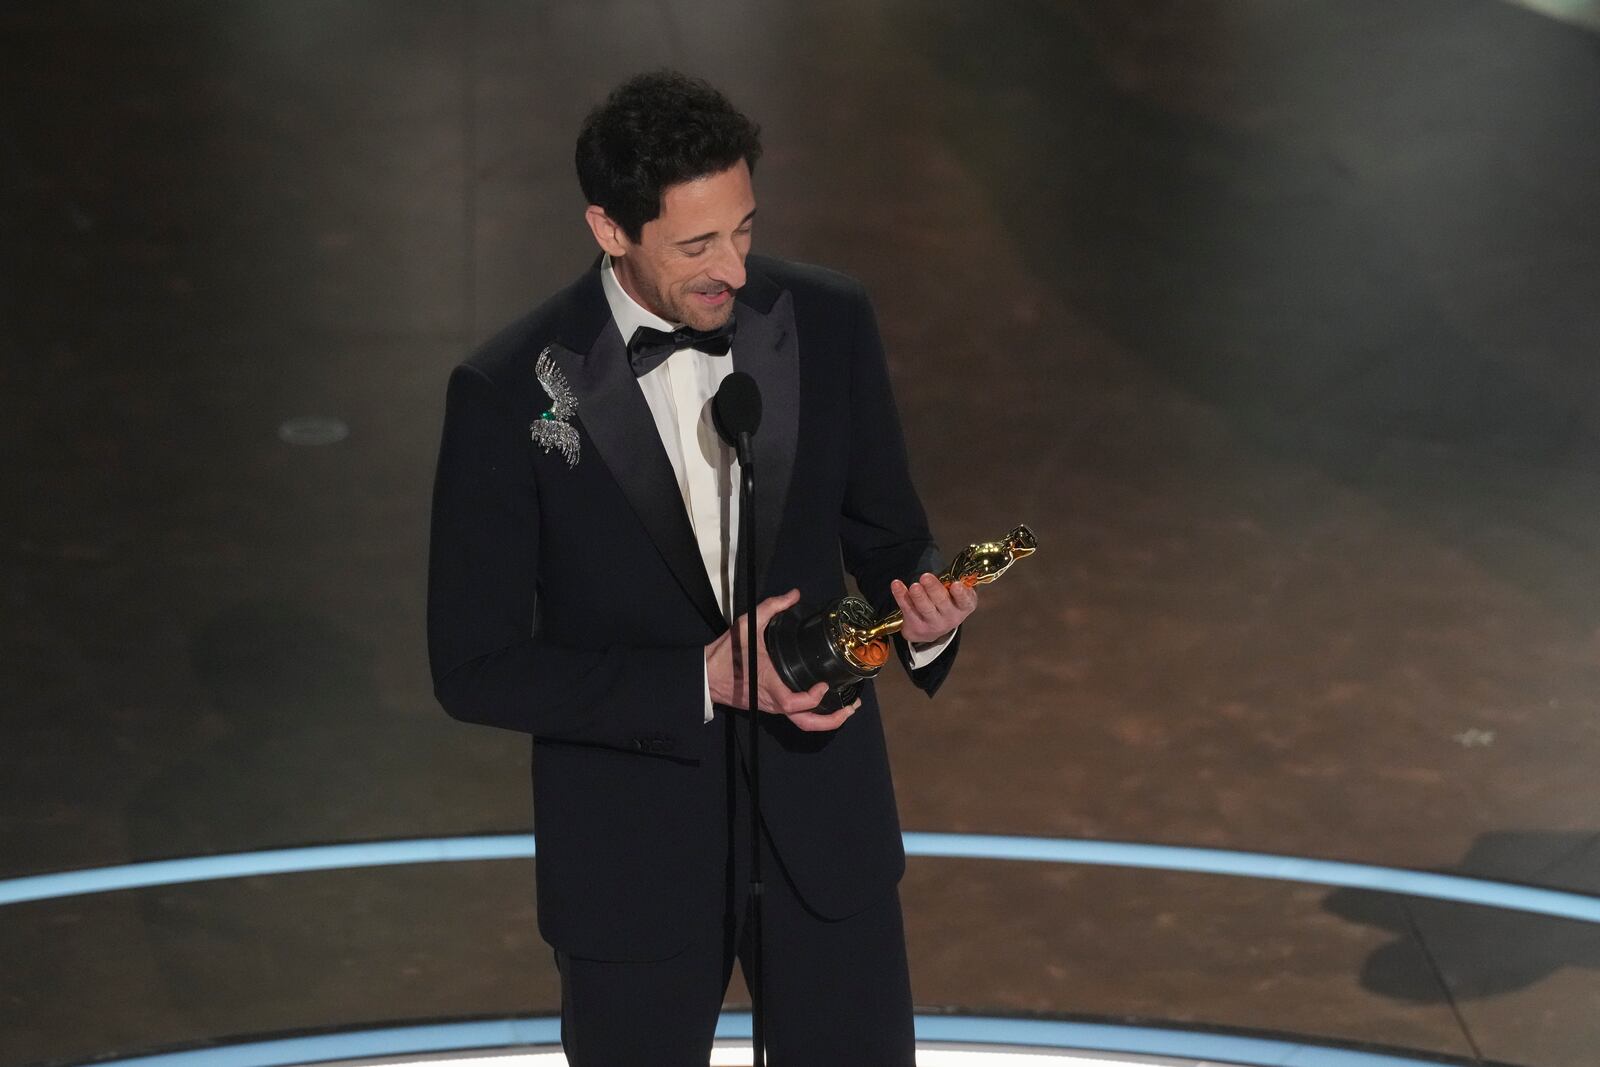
[427,71,977,1065]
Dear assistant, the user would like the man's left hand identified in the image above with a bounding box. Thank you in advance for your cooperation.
[890,572,978,645]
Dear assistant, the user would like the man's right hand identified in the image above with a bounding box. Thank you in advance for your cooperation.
[705,588,859,732]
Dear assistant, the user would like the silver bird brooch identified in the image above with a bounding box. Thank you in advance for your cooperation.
[530,347,580,468]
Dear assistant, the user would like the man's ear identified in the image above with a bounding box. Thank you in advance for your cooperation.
[584,206,629,257]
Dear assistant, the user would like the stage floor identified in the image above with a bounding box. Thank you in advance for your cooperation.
[3,2,1599,1066]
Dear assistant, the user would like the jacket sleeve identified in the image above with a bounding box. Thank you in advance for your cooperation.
[426,363,708,760]
[836,290,961,697]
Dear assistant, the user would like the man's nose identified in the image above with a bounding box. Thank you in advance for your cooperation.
[710,242,746,292]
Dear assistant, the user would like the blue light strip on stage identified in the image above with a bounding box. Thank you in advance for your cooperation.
[70,1020,561,1067]
[62,1015,1463,1067]
[909,1016,1450,1066]
[0,837,537,907]
[4,832,1600,926]
[901,832,1600,923]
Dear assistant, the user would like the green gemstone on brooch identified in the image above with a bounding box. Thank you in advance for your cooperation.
[539,410,554,420]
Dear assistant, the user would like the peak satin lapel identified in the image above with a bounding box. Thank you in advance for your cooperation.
[733,291,800,604]
[547,328,725,633]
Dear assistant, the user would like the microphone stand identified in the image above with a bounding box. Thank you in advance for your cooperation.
[736,429,766,1067]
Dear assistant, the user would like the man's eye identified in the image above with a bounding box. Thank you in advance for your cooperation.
[682,244,708,257]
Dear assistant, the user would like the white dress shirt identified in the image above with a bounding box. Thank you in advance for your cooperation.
[600,256,952,722]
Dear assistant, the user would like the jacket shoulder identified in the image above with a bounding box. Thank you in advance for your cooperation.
[745,254,870,310]
[460,268,602,401]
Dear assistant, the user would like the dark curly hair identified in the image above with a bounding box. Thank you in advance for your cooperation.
[575,70,763,242]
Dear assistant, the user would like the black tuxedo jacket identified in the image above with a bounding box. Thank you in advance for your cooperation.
[427,254,958,960]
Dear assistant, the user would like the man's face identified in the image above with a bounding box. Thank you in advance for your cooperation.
[594,161,756,331]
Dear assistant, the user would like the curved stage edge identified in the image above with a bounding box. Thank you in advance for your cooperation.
[59,1015,1472,1067]
[5,833,1600,923]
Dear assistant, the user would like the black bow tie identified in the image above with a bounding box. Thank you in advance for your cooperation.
[626,322,735,377]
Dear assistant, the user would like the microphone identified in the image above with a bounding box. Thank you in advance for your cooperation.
[713,371,762,464]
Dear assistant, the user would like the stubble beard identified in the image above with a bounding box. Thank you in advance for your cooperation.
[617,255,734,331]
[668,269,736,330]
[679,292,734,332]
[628,271,729,331]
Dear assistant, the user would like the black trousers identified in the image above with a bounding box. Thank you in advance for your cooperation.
[554,713,915,1066]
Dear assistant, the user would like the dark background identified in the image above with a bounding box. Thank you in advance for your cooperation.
[3,1,1599,1064]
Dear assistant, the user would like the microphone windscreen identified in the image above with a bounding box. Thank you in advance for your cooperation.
[713,371,763,444]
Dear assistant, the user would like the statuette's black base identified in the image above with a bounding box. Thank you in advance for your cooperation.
[765,602,870,714]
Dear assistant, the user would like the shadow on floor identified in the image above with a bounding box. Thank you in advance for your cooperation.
[1324,830,1600,1000]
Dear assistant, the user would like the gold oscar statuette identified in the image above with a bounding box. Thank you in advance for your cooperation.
[764,525,1038,712]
